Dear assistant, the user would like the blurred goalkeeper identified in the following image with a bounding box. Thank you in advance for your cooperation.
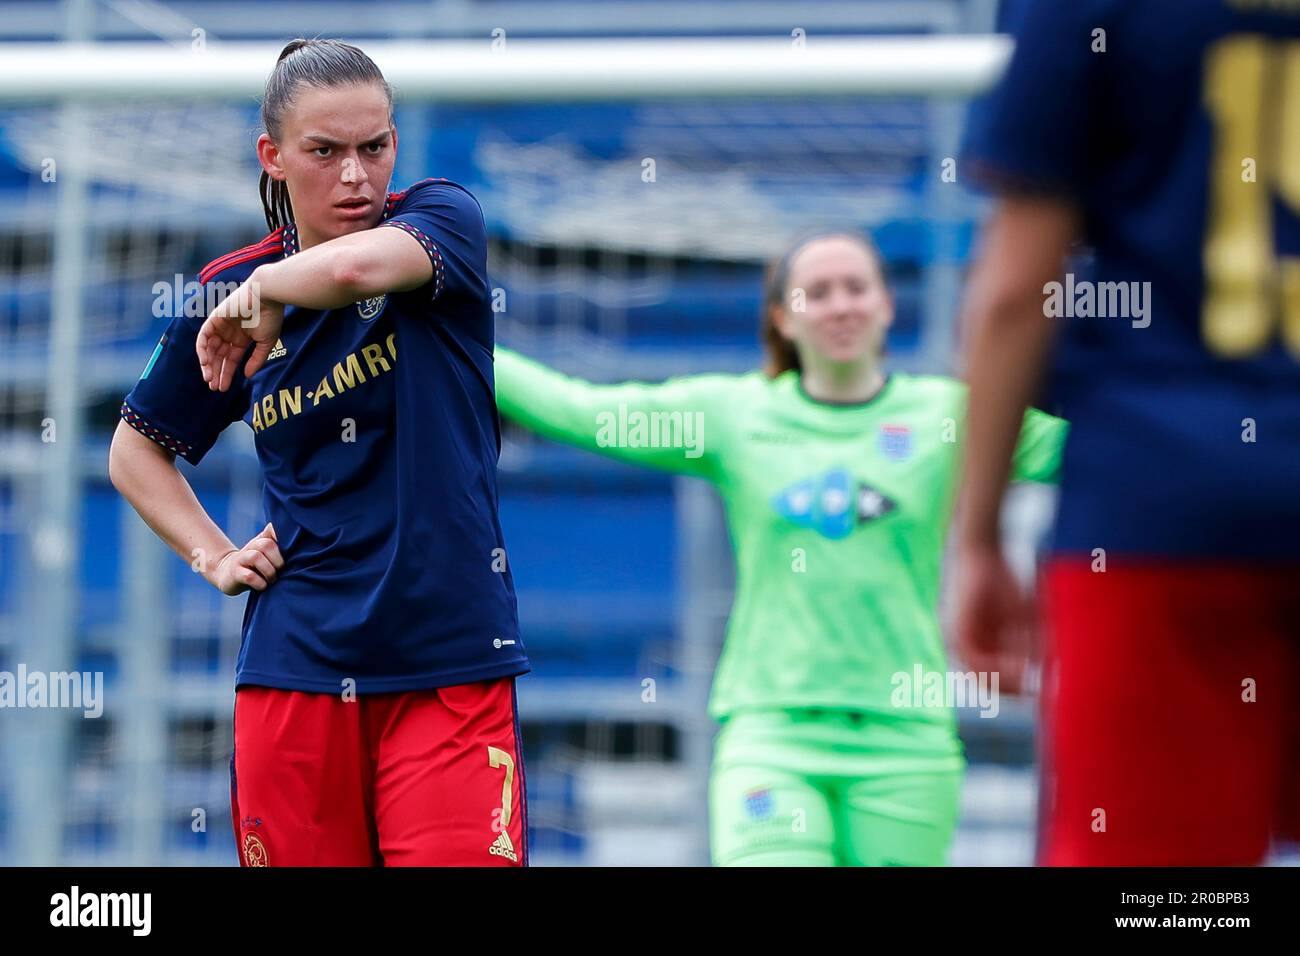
[109,39,528,866]
[495,230,1066,866]
[958,0,1300,865]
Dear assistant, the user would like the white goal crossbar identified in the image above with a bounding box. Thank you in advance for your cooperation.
[0,36,1011,102]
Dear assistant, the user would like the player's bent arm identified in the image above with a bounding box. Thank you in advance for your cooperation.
[495,347,717,479]
[247,227,432,312]
[958,195,1078,548]
[107,421,283,595]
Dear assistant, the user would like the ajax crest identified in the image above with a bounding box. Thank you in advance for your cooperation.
[243,832,268,866]
[357,295,387,322]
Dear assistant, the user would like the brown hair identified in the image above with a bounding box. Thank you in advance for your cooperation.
[259,38,394,231]
[760,230,888,377]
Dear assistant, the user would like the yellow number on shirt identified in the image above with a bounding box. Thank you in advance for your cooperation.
[1202,34,1300,358]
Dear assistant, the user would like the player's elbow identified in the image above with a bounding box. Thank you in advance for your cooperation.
[328,252,371,302]
[963,275,1054,340]
[108,422,173,499]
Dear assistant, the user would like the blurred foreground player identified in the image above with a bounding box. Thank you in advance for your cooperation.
[109,39,528,865]
[958,0,1300,865]
[495,231,1066,865]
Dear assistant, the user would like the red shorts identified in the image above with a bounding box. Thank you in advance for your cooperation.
[1038,559,1300,866]
[229,677,527,867]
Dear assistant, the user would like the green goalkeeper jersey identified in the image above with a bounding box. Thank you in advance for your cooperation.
[494,348,1067,729]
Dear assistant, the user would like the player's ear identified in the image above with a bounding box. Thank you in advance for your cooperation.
[770,301,794,341]
[867,248,895,333]
[879,287,897,333]
[256,133,286,182]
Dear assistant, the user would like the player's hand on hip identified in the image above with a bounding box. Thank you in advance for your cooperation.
[955,544,1037,694]
[207,522,285,596]
[196,274,285,392]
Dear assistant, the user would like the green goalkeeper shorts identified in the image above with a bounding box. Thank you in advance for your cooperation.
[709,707,965,867]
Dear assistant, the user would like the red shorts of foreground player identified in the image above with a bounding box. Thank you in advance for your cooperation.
[230,677,527,866]
[1037,559,1300,866]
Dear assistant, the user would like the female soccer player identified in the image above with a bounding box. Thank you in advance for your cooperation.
[493,231,1067,865]
[108,39,529,866]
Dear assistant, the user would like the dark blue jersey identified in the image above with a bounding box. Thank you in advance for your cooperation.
[963,0,1300,559]
[122,179,529,693]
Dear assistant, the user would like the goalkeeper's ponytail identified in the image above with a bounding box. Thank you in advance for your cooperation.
[258,38,394,232]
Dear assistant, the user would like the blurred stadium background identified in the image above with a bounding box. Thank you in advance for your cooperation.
[0,0,1055,865]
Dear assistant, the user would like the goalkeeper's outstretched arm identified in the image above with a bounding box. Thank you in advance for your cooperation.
[494,346,724,480]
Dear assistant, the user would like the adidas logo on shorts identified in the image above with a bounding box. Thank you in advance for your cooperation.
[488,830,518,863]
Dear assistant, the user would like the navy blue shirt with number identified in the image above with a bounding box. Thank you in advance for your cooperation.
[122,179,530,693]
[962,0,1300,559]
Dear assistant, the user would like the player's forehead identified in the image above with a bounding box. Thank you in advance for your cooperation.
[788,236,879,285]
[280,82,391,142]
